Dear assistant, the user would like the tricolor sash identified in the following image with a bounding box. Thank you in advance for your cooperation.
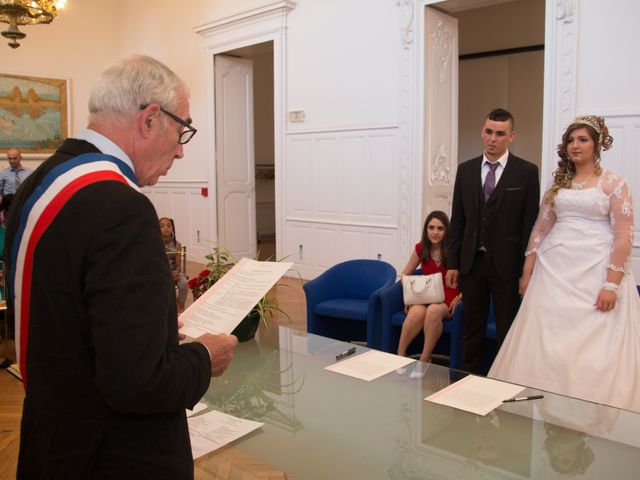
[9,153,139,385]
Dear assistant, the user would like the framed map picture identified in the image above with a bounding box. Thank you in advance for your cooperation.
[0,73,69,155]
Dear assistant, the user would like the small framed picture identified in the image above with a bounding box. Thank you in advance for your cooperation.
[0,73,69,157]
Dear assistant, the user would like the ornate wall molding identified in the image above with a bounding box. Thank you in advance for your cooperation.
[541,1,579,184]
[396,0,415,49]
[430,145,451,184]
[396,0,422,267]
[556,0,577,23]
[432,20,454,83]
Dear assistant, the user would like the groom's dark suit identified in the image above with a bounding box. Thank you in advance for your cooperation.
[448,152,539,374]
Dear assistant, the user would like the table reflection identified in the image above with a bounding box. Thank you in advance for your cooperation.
[196,326,640,479]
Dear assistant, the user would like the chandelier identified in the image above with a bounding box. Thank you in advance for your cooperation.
[0,0,66,49]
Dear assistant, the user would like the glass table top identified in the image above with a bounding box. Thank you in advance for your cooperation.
[196,326,640,479]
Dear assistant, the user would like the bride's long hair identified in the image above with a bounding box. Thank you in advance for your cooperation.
[545,123,602,207]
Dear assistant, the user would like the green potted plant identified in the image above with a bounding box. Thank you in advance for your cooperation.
[187,244,292,341]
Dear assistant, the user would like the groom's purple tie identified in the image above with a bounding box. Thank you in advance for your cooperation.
[484,161,499,201]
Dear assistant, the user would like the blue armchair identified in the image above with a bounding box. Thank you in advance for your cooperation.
[304,259,396,347]
[375,276,497,373]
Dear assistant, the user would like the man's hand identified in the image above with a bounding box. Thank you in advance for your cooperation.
[445,269,459,289]
[196,333,239,377]
[518,271,532,296]
[448,294,462,317]
[177,318,186,341]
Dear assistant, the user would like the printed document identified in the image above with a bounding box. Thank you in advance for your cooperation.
[180,258,293,338]
[188,409,263,459]
[426,374,524,416]
[325,350,415,381]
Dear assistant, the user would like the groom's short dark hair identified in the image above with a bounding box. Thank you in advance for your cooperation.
[486,108,514,129]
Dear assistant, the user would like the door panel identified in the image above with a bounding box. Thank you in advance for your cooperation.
[215,55,257,260]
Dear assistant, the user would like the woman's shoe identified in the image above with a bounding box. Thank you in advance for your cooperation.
[409,362,428,378]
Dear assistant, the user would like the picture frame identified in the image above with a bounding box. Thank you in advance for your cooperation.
[0,73,69,156]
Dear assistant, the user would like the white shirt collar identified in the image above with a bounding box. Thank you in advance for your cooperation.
[482,149,509,168]
[74,129,136,176]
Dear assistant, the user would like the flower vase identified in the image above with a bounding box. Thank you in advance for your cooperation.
[231,310,261,342]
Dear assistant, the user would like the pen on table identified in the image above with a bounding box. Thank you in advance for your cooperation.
[503,394,544,403]
[335,346,357,361]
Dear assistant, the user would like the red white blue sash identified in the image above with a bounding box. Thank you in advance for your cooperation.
[9,153,139,384]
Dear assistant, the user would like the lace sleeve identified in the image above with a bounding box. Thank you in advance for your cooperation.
[602,172,634,272]
[524,186,557,256]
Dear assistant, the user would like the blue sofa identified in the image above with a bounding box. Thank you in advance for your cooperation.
[375,275,497,373]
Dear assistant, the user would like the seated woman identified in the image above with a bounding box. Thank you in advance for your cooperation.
[159,217,188,313]
[397,210,461,377]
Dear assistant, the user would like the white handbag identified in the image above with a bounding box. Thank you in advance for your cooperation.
[401,272,445,305]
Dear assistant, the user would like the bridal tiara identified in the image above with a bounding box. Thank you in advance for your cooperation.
[573,114,614,151]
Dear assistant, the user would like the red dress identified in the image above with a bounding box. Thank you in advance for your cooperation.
[415,242,460,307]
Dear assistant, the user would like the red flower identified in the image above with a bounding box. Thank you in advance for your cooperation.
[198,269,211,279]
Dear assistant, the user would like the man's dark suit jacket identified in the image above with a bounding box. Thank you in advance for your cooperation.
[448,153,539,280]
[6,139,211,479]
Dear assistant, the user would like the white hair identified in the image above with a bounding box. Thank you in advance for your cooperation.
[88,54,188,124]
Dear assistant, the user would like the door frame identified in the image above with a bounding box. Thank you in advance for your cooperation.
[194,1,295,260]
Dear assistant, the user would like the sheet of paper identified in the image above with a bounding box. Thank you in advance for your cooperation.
[425,374,524,416]
[325,350,415,381]
[186,402,208,417]
[188,409,264,459]
[180,258,293,338]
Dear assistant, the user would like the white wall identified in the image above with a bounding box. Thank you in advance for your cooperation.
[282,0,404,277]
[286,0,401,130]
[576,0,640,114]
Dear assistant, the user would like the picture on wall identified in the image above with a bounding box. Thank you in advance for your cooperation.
[0,73,68,154]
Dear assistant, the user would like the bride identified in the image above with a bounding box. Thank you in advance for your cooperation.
[489,115,640,412]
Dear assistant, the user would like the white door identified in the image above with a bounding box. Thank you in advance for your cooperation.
[422,6,459,217]
[215,55,257,260]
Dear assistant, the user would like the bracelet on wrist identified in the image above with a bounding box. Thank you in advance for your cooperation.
[602,282,619,293]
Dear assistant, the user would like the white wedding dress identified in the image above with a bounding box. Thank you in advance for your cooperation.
[489,170,640,412]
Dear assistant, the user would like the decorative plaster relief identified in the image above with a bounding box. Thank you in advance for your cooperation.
[432,21,453,83]
[396,0,415,49]
[430,145,451,184]
[556,0,577,23]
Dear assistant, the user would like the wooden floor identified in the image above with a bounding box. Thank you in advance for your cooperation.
[0,259,306,479]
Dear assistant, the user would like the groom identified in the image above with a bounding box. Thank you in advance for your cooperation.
[446,108,539,374]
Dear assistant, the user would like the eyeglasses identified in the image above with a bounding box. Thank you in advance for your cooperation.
[140,104,197,145]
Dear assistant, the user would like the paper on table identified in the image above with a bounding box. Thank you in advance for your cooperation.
[188,409,264,459]
[186,402,208,417]
[425,374,524,416]
[325,350,415,382]
[180,257,293,338]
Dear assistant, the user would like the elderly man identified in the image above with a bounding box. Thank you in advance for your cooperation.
[0,148,32,196]
[5,55,238,479]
